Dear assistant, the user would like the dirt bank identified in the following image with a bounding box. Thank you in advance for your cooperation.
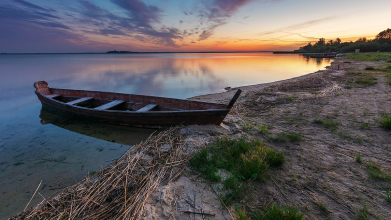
[12,57,391,219]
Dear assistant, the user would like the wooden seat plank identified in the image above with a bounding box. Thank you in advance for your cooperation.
[136,104,158,112]
[95,100,125,110]
[67,97,93,105]
[46,94,61,99]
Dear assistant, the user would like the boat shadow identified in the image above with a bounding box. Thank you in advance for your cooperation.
[39,107,158,146]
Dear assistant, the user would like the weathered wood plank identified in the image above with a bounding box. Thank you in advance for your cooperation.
[94,100,125,110]
[66,97,93,105]
[46,94,61,99]
[136,104,158,112]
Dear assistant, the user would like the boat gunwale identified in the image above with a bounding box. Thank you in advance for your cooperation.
[36,91,230,114]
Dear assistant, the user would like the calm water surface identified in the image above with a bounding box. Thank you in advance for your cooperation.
[0,53,332,218]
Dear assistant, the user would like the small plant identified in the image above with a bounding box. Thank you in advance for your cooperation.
[310,90,320,94]
[362,108,369,116]
[268,132,303,143]
[355,76,377,87]
[263,148,285,167]
[356,154,362,164]
[364,67,375,70]
[236,207,250,220]
[355,199,369,220]
[257,125,270,134]
[379,114,391,130]
[286,95,295,102]
[313,118,340,131]
[252,204,304,220]
[242,121,256,131]
[315,202,329,215]
[386,74,391,86]
[366,162,391,181]
[360,121,370,129]
[285,132,303,142]
[385,185,391,203]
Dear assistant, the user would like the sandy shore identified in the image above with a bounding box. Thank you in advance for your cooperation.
[12,57,391,219]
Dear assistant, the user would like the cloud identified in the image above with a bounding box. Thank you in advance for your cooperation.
[0,19,87,52]
[99,28,127,36]
[111,0,162,29]
[13,0,55,12]
[195,0,256,41]
[257,16,337,37]
[0,0,69,29]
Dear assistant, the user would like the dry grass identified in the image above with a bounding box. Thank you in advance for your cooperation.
[11,127,189,220]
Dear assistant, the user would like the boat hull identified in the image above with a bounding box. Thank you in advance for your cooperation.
[35,91,230,128]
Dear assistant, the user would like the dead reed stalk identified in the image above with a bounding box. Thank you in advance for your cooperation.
[12,127,189,220]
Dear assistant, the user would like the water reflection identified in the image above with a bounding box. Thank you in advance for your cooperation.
[39,108,157,146]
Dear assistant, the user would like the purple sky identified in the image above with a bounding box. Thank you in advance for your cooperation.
[0,0,390,52]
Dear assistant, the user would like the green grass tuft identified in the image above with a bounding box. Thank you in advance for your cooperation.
[252,204,304,220]
[263,148,285,167]
[385,185,391,203]
[366,162,391,181]
[190,138,285,206]
[386,74,391,86]
[364,67,375,70]
[286,95,295,102]
[257,125,270,134]
[355,199,369,220]
[379,115,391,130]
[268,132,303,143]
[355,76,377,87]
[313,118,340,131]
[356,154,362,164]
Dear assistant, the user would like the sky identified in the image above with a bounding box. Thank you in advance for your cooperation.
[0,0,390,53]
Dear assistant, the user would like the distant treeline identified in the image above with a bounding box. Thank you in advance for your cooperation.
[299,28,391,53]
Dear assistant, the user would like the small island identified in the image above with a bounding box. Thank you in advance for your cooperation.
[106,50,134,54]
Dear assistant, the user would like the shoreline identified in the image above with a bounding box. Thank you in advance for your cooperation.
[12,56,391,219]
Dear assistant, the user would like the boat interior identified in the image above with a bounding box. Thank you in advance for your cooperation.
[47,94,187,112]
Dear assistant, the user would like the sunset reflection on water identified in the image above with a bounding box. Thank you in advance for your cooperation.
[2,53,331,99]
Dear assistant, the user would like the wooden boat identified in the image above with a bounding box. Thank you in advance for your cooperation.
[34,81,241,128]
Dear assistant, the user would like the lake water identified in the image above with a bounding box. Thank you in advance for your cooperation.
[0,53,332,219]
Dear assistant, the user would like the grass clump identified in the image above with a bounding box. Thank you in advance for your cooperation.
[355,199,369,220]
[190,138,285,205]
[360,121,370,129]
[385,185,391,203]
[379,114,391,130]
[252,204,304,220]
[366,162,391,181]
[286,95,295,102]
[313,118,340,131]
[380,65,391,73]
[315,202,329,215]
[310,90,320,94]
[268,132,303,143]
[355,76,377,87]
[236,207,251,220]
[257,125,270,134]
[356,154,362,164]
[364,67,375,70]
[386,74,391,86]
[348,52,391,62]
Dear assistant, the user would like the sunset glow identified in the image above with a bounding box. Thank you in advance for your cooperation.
[1,0,390,53]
